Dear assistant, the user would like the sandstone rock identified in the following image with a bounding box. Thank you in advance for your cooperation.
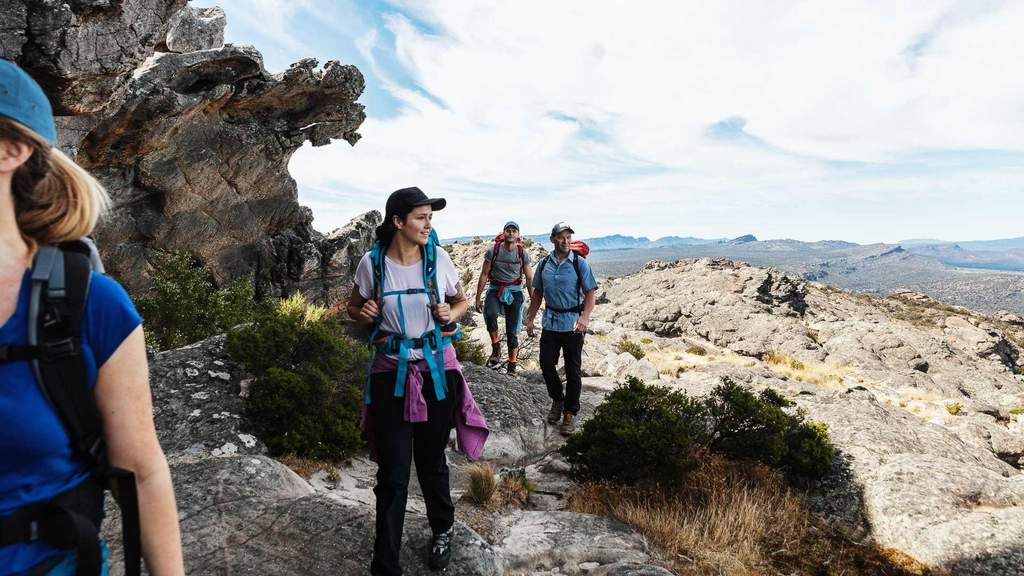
[166,6,225,53]
[3,0,369,301]
[1,0,186,113]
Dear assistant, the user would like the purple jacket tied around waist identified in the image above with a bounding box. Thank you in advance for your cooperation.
[361,344,489,461]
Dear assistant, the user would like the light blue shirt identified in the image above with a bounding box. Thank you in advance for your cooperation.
[532,252,597,332]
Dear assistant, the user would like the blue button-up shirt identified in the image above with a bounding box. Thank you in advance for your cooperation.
[532,252,598,332]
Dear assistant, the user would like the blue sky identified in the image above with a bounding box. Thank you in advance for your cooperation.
[193,0,1024,244]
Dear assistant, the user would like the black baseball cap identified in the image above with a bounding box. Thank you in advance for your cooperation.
[385,186,446,215]
[550,222,574,236]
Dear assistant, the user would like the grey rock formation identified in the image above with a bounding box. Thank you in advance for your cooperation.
[0,0,186,113]
[1,0,369,301]
[492,511,660,575]
[166,6,225,53]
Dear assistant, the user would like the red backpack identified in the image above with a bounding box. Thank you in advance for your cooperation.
[536,240,590,313]
[489,233,527,278]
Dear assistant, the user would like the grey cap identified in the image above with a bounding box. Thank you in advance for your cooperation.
[550,222,574,236]
[503,221,519,231]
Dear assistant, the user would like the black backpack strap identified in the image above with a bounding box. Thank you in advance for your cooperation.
[571,252,583,310]
[536,254,549,292]
[24,244,143,576]
[29,246,105,465]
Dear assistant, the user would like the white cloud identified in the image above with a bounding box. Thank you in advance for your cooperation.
[279,0,1024,242]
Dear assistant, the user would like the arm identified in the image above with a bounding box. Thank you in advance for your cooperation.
[435,287,469,324]
[525,287,543,337]
[573,289,597,333]
[475,260,492,312]
[346,284,379,324]
[94,326,184,576]
[523,258,535,301]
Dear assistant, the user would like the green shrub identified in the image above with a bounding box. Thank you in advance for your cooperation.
[137,251,255,350]
[945,402,962,416]
[1010,407,1024,415]
[563,376,835,489]
[616,337,646,360]
[640,337,653,345]
[561,377,706,489]
[453,335,489,366]
[784,420,835,478]
[226,294,367,461]
[686,344,707,356]
[705,379,833,478]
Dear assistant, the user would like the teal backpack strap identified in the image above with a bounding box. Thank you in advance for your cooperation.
[424,230,447,400]
[364,242,386,405]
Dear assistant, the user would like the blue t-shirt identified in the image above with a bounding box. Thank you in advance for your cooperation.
[0,270,142,574]
[532,252,598,332]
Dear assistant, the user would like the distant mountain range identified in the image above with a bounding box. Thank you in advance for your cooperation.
[444,232,1024,314]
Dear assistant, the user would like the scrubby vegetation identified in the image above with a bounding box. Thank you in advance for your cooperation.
[615,336,646,360]
[137,251,256,350]
[762,351,849,387]
[561,377,835,487]
[464,462,498,509]
[686,344,707,356]
[453,335,488,365]
[562,377,929,575]
[945,402,962,416]
[226,294,366,461]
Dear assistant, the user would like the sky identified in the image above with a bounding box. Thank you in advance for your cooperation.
[192,0,1024,244]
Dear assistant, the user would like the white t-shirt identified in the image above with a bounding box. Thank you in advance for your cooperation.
[354,247,461,360]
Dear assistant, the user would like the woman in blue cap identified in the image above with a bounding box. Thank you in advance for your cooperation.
[0,60,184,575]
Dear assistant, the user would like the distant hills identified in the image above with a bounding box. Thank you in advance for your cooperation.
[444,232,1024,314]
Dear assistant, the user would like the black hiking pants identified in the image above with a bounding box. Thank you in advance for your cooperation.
[539,329,584,415]
[368,370,457,576]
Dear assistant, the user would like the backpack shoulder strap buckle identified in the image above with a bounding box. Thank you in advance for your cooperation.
[40,338,77,360]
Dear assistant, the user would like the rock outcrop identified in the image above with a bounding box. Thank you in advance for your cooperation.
[1,0,370,301]
[578,257,1024,574]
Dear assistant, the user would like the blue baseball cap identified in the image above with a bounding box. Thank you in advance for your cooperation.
[503,221,519,231]
[0,59,57,145]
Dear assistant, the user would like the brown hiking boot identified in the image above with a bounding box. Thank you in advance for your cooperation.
[547,400,563,424]
[559,412,576,436]
[506,361,517,375]
[487,343,501,367]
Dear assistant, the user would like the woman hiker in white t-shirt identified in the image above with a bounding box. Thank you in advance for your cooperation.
[347,187,488,576]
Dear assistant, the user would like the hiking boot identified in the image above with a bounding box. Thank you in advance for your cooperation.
[486,343,501,367]
[547,400,563,424]
[559,412,576,436]
[428,526,454,571]
[506,361,517,376]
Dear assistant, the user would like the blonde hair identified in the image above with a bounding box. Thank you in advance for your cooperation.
[0,118,109,253]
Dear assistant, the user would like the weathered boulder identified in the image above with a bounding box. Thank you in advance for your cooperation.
[0,0,186,113]
[2,0,370,301]
[492,511,664,575]
[165,5,225,53]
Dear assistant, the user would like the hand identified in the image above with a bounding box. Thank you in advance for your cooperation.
[358,299,380,322]
[433,302,452,324]
[526,319,536,338]
[573,316,588,334]
[474,297,482,313]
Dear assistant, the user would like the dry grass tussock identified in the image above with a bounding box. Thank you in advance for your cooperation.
[278,454,340,482]
[568,456,931,576]
[762,351,851,388]
[569,457,805,574]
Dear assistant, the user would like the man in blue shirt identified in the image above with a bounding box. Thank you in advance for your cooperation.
[525,222,598,435]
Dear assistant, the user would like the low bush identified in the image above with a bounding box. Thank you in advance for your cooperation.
[453,335,489,365]
[137,251,256,350]
[686,344,707,356]
[945,402,962,416]
[616,336,646,360]
[561,377,706,489]
[562,377,835,490]
[226,294,367,461]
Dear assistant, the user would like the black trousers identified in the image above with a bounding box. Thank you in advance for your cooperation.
[539,329,584,415]
[369,370,457,576]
